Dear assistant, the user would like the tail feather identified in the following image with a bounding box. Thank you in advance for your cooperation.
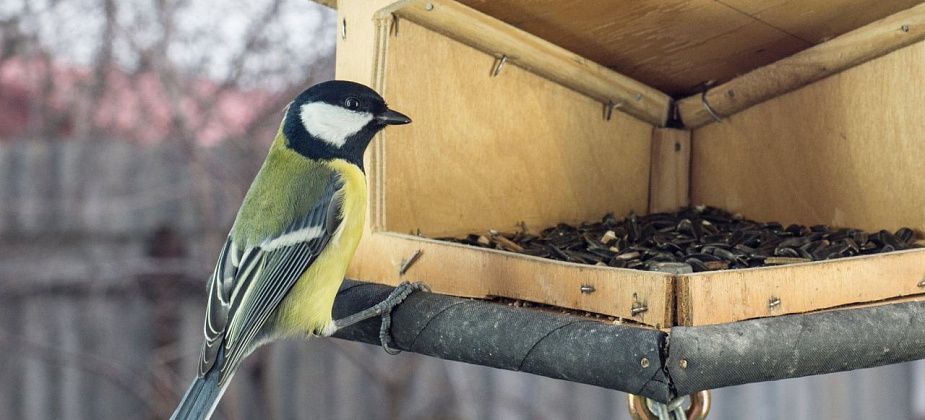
[171,349,233,420]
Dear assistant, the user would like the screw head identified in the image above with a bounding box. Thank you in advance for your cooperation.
[640,357,650,368]
[679,359,688,369]
[901,24,910,32]
[425,3,434,11]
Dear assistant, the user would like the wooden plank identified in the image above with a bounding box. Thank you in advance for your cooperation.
[456,0,809,96]
[723,0,923,44]
[348,232,674,328]
[816,293,925,314]
[335,0,402,231]
[690,38,925,235]
[334,0,397,85]
[676,249,925,326]
[648,128,691,214]
[318,0,916,95]
[0,299,24,419]
[373,19,653,237]
[22,298,52,420]
[378,0,672,126]
[678,3,925,128]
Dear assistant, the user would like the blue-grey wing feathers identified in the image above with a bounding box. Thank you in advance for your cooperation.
[194,171,344,382]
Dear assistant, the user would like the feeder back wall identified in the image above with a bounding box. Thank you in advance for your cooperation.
[692,42,925,235]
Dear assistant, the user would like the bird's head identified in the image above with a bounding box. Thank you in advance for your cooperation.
[283,80,411,168]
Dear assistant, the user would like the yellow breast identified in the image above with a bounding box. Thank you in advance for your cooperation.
[273,158,367,335]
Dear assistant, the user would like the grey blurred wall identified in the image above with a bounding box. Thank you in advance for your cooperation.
[0,140,922,420]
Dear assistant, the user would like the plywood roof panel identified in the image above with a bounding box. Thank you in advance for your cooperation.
[724,0,923,42]
[457,0,923,95]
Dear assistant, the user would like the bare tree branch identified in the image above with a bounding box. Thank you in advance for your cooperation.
[72,0,116,139]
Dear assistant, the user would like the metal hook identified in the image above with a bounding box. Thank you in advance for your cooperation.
[700,85,723,123]
[491,54,508,77]
[389,14,400,36]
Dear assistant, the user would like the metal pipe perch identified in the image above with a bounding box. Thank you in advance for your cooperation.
[331,280,672,402]
[333,280,925,404]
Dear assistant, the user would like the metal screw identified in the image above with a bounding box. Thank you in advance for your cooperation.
[398,249,423,275]
[634,93,643,101]
[425,2,434,11]
[631,303,648,316]
[901,24,910,32]
[640,357,650,368]
[727,89,736,98]
[917,277,925,288]
[768,296,781,309]
[580,284,596,294]
[679,359,688,369]
[631,292,648,316]
[674,142,682,152]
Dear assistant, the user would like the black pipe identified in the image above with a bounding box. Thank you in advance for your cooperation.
[334,280,925,402]
[332,280,672,402]
[668,300,925,396]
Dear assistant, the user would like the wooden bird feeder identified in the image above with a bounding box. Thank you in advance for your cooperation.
[315,0,925,407]
[318,0,925,329]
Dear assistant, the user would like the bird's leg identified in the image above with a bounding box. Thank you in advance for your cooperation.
[329,281,429,354]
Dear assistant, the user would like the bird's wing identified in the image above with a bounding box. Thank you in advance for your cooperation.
[198,173,344,380]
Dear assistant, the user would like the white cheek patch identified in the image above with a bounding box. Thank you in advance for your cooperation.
[300,102,374,148]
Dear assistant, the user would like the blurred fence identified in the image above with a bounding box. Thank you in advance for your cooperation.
[0,139,923,420]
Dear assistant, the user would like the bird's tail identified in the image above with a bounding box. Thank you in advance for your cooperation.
[170,349,233,420]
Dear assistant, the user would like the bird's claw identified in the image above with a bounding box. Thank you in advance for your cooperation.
[378,281,428,354]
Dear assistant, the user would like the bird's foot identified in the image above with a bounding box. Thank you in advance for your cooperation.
[377,281,429,355]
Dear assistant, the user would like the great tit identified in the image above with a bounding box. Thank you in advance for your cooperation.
[171,80,419,420]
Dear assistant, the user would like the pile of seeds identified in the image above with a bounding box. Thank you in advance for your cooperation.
[438,206,920,272]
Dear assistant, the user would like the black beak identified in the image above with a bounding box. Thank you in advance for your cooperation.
[376,109,412,125]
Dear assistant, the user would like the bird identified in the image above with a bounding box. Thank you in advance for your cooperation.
[171,80,422,420]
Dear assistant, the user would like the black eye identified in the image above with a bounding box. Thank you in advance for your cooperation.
[344,97,360,110]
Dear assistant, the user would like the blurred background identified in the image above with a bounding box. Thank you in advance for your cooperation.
[0,0,923,419]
